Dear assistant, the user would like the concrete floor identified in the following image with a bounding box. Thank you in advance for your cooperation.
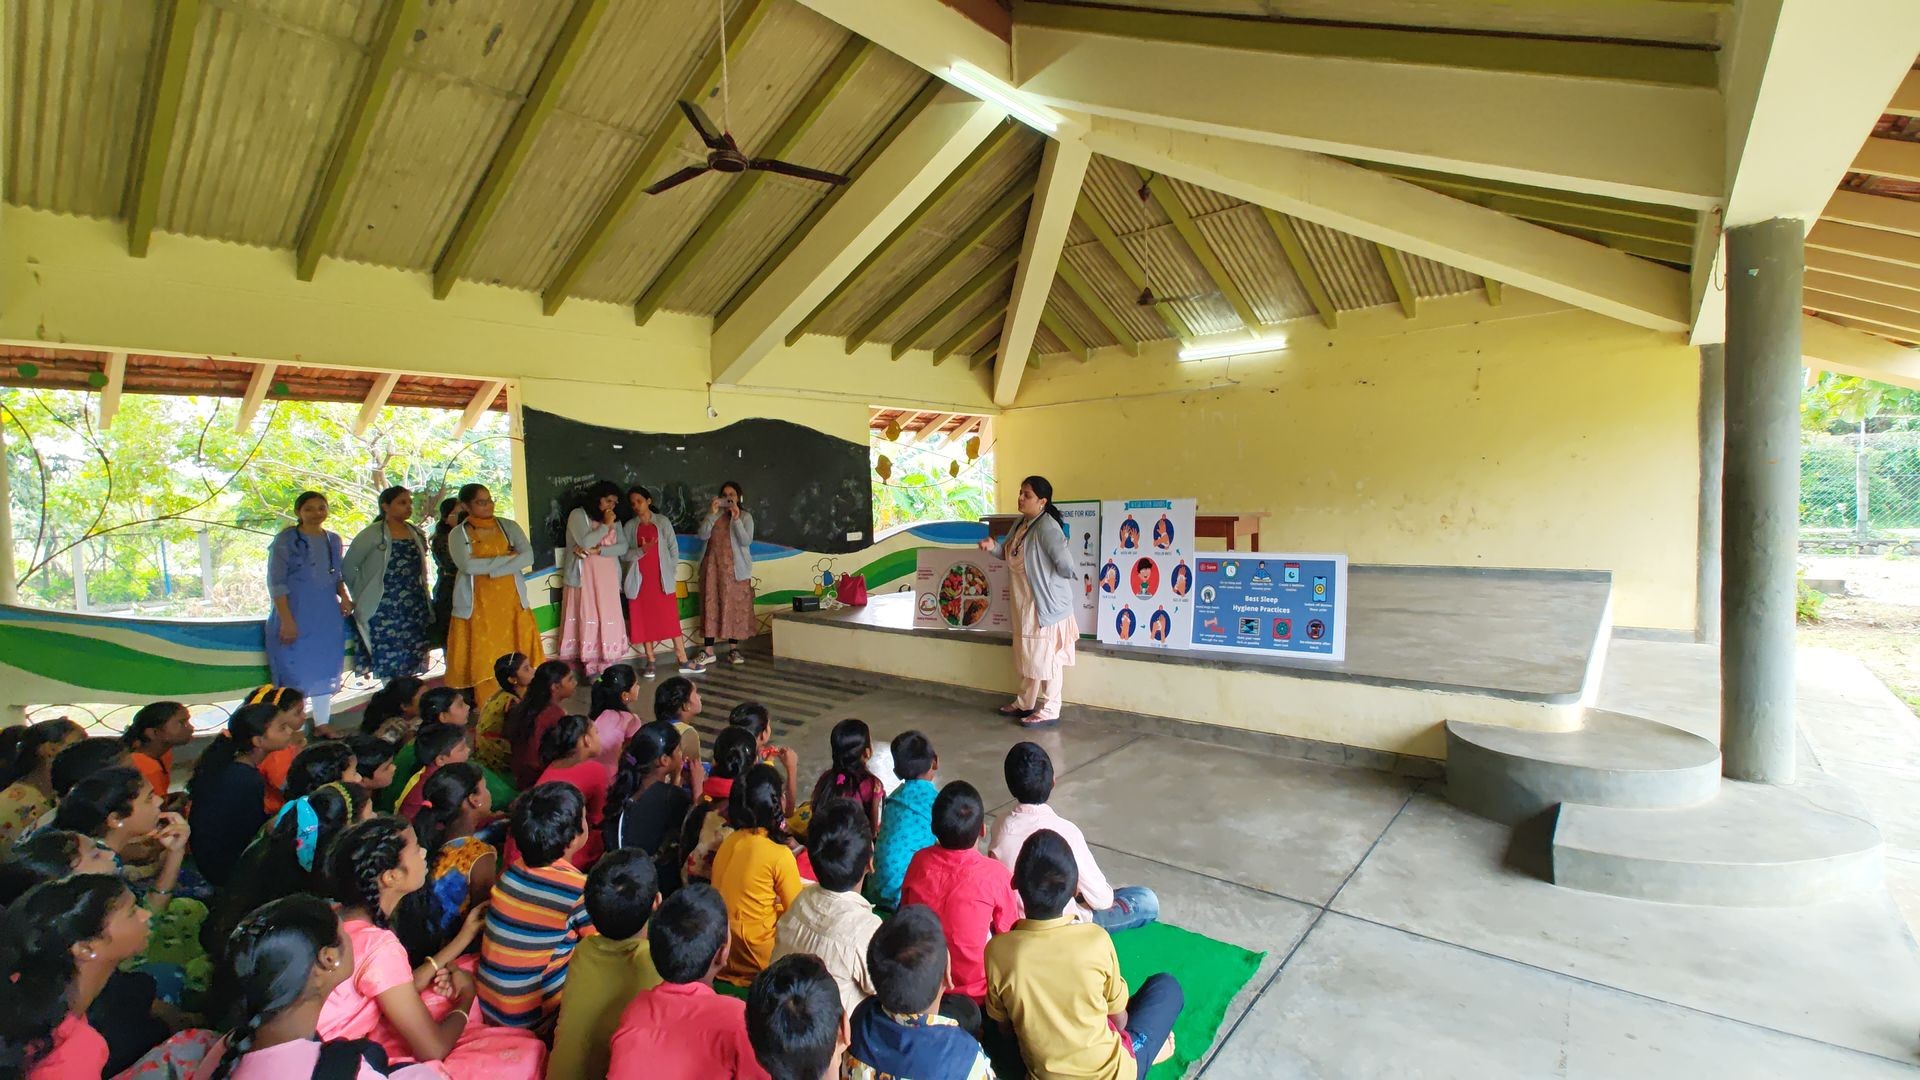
[723,636,1920,1077]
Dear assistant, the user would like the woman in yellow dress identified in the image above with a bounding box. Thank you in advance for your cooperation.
[444,484,543,702]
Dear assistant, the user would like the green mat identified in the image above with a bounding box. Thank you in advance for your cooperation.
[711,922,1264,1077]
[1115,921,1266,1078]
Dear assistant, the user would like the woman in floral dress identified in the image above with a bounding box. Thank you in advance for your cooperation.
[345,485,432,681]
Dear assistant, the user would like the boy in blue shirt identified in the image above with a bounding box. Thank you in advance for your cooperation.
[868,730,939,911]
[844,904,995,1080]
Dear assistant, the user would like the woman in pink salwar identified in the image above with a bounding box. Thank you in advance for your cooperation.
[316,816,544,1079]
[557,480,630,678]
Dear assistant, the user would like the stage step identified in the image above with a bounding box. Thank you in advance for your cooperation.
[1444,711,1721,825]
[1551,778,1884,906]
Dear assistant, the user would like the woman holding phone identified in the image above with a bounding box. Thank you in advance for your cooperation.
[694,480,755,667]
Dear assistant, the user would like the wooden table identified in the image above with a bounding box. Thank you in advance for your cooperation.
[984,510,1269,550]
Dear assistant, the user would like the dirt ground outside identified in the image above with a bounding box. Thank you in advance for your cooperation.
[1800,554,1920,718]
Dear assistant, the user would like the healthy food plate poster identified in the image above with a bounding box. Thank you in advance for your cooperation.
[913,550,1012,632]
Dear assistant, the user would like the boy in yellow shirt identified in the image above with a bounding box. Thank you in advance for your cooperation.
[549,849,663,1078]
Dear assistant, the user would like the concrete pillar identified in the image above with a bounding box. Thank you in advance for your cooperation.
[1695,343,1723,645]
[1721,218,1802,783]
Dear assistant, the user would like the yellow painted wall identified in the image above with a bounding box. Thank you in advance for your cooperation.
[997,295,1702,631]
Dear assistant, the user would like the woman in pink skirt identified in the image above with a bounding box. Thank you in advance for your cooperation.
[557,481,629,678]
[621,485,702,679]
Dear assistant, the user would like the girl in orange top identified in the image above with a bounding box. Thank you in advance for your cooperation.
[245,686,310,815]
[121,701,193,801]
[710,763,802,985]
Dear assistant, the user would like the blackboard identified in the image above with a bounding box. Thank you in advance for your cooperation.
[521,408,873,569]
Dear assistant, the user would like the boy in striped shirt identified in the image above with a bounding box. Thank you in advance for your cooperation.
[479,780,597,1028]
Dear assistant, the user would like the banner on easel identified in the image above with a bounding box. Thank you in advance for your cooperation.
[1096,498,1196,648]
[913,550,1011,632]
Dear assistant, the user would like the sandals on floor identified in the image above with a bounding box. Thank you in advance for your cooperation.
[679,657,708,674]
[996,702,1033,717]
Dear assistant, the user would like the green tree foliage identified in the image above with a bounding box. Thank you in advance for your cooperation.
[1802,372,1920,434]
[2,388,511,614]
[869,431,994,535]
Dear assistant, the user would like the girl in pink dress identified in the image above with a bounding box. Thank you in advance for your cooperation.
[588,664,645,773]
[316,816,545,1079]
[557,481,630,678]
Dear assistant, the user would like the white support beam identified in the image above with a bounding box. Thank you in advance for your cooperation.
[711,87,1005,385]
[905,413,956,446]
[949,414,984,445]
[354,371,401,436]
[994,138,1090,405]
[1802,313,1920,391]
[235,362,277,433]
[96,351,127,431]
[795,0,1011,83]
[455,379,507,438]
[1089,121,1690,333]
[1011,18,1721,208]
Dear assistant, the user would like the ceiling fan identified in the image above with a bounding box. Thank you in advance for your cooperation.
[644,0,851,196]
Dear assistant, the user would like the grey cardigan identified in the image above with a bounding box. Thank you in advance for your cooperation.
[446,517,535,619]
[342,519,431,641]
[697,508,755,582]
[560,507,629,589]
[620,513,680,598]
[995,513,1076,629]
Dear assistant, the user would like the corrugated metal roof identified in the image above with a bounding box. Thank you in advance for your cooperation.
[1291,219,1397,311]
[1059,241,1169,344]
[407,0,572,95]
[1193,203,1314,324]
[1403,253,1482,299]
[7,0,160,216]
[870,211,1026,347]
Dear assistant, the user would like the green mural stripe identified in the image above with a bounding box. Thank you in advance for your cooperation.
[856,547,921,587]
[0,624,270,696]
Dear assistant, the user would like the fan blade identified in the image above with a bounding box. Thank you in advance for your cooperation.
[678,100,731,152]
[748,158,851,186]
[645,164,713,196]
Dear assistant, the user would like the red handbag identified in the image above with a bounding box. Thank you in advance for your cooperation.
[835,573,868,606]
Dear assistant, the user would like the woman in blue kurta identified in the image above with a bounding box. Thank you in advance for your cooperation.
[264,491,353,728]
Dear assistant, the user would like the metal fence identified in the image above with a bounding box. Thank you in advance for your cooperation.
[1802,430,1920,538]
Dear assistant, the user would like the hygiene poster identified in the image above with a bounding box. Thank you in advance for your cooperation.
[1190,552,1349,661]
[1055,500,1101,637]
[1097,498,1196,648]
[913,549,1011,632]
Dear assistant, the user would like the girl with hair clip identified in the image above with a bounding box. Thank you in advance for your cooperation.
[620,484,701,678]
[283,742,362,802]
[188,702,302,886]
[443,483,543,703]
[606,720,693,894]
[246,685,313,816]
[505,659,576,789]
[265,491,354,729]
[711,763,802,986]
[0,874,215,1080]
[317,817,545,1078]
[530,715,608,869]
[344,484,434,682]
[588,663,644,773]
[196,894,441,1080]
[557,479,631,678]
[682,725,759,883]
[123,701,193,802]
[473,652,530,776]
[0,716,83,854]
[403,763,501,961]
[202,783,367,969]
[806,717,883,838]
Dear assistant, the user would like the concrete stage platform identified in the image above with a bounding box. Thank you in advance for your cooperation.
[773,564,1614,761]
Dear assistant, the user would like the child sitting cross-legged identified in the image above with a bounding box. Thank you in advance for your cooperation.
[549,849,663,1079]
[747,953,847,1080]
[988,742,1159,933]
[867,730,939,912]
[608,882,766,1079]
[843,904,996,1080]
[684,727,758,882]
[985,830,1184,1080]
[532,716,610,869]
[771,798,880,1017]
[478,781,596,1030]
[899,781,1019,1006]
[806,719,883,839]
[713,764,804,986]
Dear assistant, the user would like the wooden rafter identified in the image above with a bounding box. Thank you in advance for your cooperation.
[1260,207,1337,330]
[542,0,774,316]
[1484,278,1504,306]
[435,0,610,299]
[235,363,278,433]
[1376,244,1418,318]
[846,178,1034,351]
[1558,226,1692,264]
[1804,290,1920,340]
[635,38,875,325]
[932,305,1004,365]
[1852,137,1920,184]
[1039,309,1090,362]
[1367,164,1693,226]
[1891,69,1920,118]
[1809,220,1920,269]
[968,337,999,371]
[126,0,201,257]
[1467,193,1693,247]
[354,372,401,436]
[995,139,1090,403]
[1823,190,1920,240]
[787,121,1020,347]
[716,80,941,326]
[97,353,128,431]
[893,248,1019,359]
[1807,270,1920,311]
[1808,248,1920,292]
[1072,195,1189,339]
[298,0,423,281]
[455,380,507,437]
[1143,173,1261,330]
[1054,259,1137,353]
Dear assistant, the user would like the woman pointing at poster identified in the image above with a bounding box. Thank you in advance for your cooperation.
[978,475,1077,728]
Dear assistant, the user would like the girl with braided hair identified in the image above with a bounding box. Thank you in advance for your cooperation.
[188,702,301,886]
[317,815,545,1077]
[197,893,439,1080]
[401,763,502,964]
[0,874,214,1078]
[202,783,366,969]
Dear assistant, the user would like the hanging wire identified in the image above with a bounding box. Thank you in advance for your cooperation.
[713,0,733,133]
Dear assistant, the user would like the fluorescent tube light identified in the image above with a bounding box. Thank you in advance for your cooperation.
[946,62,1061,134]
[1178,336,1289,362]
